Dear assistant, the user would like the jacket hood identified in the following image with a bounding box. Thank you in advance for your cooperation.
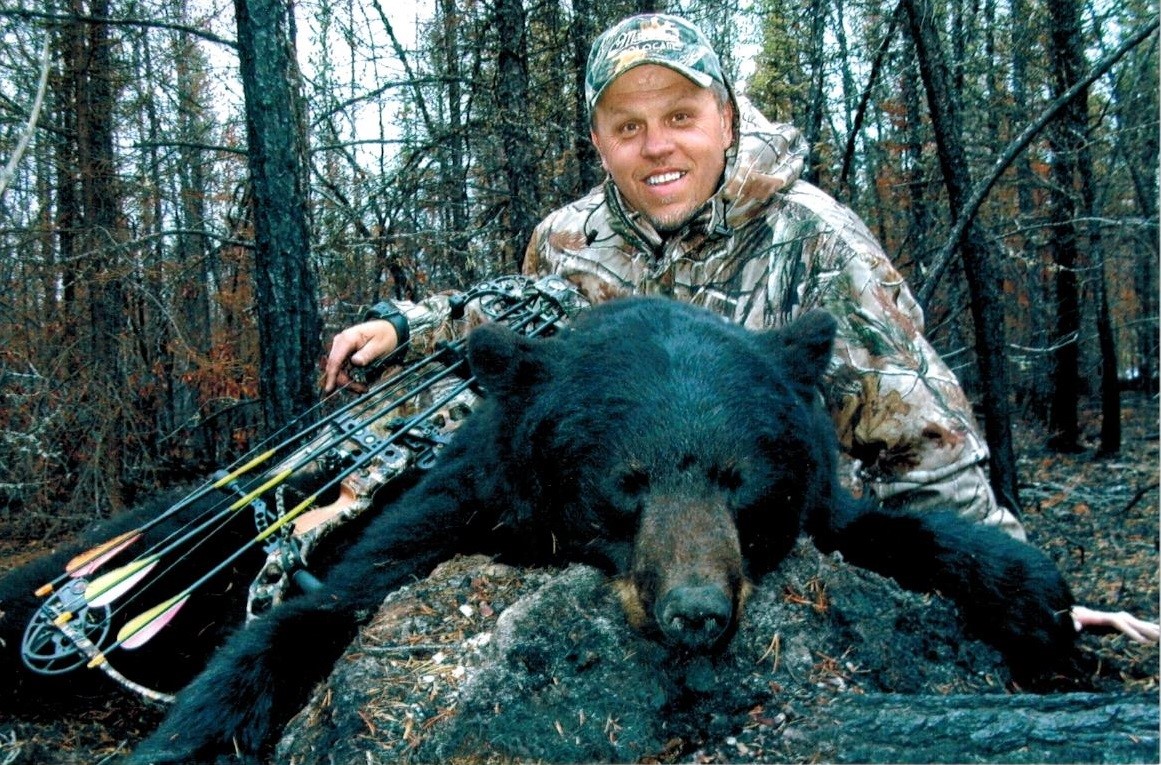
[720,96,807,227]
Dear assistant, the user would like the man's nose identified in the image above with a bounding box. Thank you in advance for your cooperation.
[640,124,675,158]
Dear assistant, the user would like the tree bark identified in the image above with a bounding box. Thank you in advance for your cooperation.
[233,0,322,432]
[67,0,128,510]
[571,0,601,193]
[1044,0,1086,452]
[787,691,1160,763]
[494,0,540,271]
[901,0,1021,512]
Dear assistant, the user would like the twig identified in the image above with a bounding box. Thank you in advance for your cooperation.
[917,18,1160,306]
[1121,481,1160,515]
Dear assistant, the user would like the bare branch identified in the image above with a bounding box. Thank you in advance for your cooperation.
[0,7,237,49]
[917,18,1160,306]
[0,31,49,200]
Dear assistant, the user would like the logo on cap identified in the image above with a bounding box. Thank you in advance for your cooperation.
[585,14,726,112]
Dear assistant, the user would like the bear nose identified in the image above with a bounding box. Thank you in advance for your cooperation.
[656,585,733,648]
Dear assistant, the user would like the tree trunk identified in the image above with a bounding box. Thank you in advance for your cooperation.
[72,0,127,511]
[276,550,1160,765]
[234,0,322,432]
[571,0,601,193]
[900,32,931,273]
[803,0,827,184]
[53,16,80,348]
[494,0,540,271]
[785,691,1160,763]
[1080,23,1119,455]
[174,13,216,464]
[1044,0,1086,452]
[901,0,1021,513]
[435,0,471,276]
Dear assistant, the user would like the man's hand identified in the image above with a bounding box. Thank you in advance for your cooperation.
[323,319,398,393]
[1071,605,1161,643]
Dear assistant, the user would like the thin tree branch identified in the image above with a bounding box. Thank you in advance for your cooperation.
[917,17,1160,307]
[0,32,50,200]
[837,1,903,199]
[0,7,237,49]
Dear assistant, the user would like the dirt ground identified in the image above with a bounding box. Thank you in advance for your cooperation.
[1,394,1157,764]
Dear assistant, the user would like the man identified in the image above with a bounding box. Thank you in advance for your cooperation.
[325,13,1156,640]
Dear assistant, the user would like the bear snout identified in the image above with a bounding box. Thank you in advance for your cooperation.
[623,488,748,651]
[655,584,733,648]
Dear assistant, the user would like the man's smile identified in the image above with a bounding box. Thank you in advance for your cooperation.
[646,170,686,186]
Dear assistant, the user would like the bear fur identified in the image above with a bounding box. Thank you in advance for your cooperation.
[102,297,1078,762]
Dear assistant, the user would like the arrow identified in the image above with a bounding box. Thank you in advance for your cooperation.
[40,330,474,602]
[103,373,483,654]
[100,491,320,655]
[34,448,283,601]
[83,288,570,658]
[80,468,295,608]
[117,593,190,650]
[61,530,142,581]
[85,556,160,609]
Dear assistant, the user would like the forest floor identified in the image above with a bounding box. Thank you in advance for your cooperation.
[0,393,1157,764]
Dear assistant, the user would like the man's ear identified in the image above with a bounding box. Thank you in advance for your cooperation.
[721,100,735,148]
[467,323,554,396]
[590,129,610,172]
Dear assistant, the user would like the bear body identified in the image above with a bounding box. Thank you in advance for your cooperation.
[104,297,1076,762]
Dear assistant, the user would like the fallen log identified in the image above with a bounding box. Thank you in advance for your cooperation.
[775,691,1159,764]
[277,542,1159,764]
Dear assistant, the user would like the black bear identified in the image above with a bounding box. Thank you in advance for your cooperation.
[120,295,1079,764]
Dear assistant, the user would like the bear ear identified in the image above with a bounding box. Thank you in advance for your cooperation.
[765,309,837,387]
[466,322,554,394]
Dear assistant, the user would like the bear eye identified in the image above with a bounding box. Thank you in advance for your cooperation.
[708,464,743,492]
[617,469,651,496]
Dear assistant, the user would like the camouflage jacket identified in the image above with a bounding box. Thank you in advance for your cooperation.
[389,97,1024,539]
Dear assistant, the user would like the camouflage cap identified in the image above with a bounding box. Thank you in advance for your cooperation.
[585,14,728,113]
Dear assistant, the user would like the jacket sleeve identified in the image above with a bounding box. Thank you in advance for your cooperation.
[802,224,1027,540]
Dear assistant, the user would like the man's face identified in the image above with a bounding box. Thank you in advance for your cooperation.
[591,65,734,234]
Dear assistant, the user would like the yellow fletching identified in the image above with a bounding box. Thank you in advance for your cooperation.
[84,556,157,606]
[117,593,189,648]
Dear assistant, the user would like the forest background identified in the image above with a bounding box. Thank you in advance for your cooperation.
[0,0,1156,538]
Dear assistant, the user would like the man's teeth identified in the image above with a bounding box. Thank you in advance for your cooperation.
[646,171,683,186]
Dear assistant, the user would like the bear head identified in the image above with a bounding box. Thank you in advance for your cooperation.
[467,297,838,651]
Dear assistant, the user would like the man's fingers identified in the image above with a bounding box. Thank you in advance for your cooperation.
[1071,605,1161,643]
[322,320,398,393]
[323,329,366,392]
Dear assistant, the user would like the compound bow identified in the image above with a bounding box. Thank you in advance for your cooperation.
[20,274,585,703]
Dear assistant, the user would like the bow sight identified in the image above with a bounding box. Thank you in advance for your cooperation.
[19,275,585,703]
